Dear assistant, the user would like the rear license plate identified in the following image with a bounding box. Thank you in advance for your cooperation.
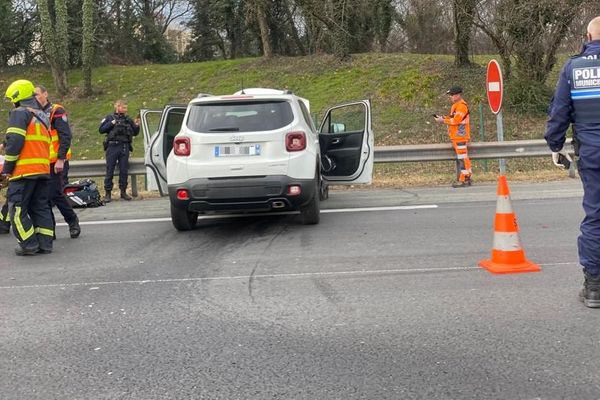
[215,144,261,157]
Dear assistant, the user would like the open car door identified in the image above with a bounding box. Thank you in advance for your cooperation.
[141,105,187,196]
[318,100,374,184]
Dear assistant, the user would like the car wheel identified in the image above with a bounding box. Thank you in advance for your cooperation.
[319,175,329,201]
[300,176,320,225]
[171,203,198,231]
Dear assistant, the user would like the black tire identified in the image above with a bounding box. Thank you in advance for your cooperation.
[300,176,320,225]
[319,176,329,201]
[171,203,198,231]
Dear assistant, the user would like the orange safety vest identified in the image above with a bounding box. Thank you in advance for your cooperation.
[49,103,72,163]
[443,99,470,141]
[10,112,51,180]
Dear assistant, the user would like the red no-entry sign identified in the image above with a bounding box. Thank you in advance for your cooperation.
[486,60,503,114]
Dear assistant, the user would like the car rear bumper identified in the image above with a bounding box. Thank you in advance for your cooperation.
[169,175,316,213]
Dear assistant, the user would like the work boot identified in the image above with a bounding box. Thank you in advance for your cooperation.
[15,245,39,256]
[0,222,9,234]
[68,218,81,239]
[120,190,132,201]
[465,177,473,186]
[104,191,112,203]
[451,180,469,188]
[579,272,600,308]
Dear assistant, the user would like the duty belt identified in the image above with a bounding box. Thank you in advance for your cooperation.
[107,140,126,145]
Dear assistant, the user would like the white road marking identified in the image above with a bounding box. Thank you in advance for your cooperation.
[0,262,576,290]
[55,204,439,226]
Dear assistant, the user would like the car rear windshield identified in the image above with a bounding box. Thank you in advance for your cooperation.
[186,100,294,133]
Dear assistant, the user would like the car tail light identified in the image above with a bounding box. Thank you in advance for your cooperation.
[287,185,301,196]
[174,137,191,156]
[286,131,306,152]
[176,189,190,200]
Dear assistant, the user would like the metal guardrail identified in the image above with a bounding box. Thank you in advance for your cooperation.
[68,159,147,197]
[69,139,566,195]
[374,139,558,162]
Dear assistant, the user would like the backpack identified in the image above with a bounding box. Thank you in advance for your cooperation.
[63,178,104,208]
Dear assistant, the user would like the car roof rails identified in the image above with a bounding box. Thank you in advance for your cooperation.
[233,88,294,96]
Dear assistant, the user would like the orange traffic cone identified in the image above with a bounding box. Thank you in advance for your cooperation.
[479,175,541,274]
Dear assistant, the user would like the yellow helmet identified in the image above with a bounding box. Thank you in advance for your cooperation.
[5,79,35,103]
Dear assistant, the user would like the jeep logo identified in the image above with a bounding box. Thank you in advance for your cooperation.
[230,135,244,142]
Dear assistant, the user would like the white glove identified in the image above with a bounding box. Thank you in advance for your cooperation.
[552,149,573,169]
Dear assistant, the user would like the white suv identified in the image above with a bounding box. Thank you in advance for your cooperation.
[141,88,374,230]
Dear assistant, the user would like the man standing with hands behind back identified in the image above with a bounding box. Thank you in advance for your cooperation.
[434,86,472,188]
[545,16,600,308]
[99,100,140,203]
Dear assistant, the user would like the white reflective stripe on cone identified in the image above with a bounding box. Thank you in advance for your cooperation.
[492,231,522,251]
[495,196,514,214]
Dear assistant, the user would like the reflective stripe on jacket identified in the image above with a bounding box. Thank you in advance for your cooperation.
[444,99,470,141]
[10,114,51,180]
[48,103,72,163]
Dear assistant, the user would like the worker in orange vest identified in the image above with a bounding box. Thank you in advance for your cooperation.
[434,86,472,187]
[2,79,54,255]
[34,85,80,239]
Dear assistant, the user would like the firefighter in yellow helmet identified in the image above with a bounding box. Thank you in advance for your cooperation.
[2,79,54,255]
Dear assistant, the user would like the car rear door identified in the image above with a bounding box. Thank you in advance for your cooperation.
[142,105,187,196]
[318,100,374,184]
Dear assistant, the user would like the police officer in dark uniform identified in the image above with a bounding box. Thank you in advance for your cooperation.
[545,16,600,308]
[99,100,140,202]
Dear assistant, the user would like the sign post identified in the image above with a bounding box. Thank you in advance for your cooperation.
[486,60,505,173]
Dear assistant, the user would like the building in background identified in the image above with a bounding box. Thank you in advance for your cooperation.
[165,28,191,56]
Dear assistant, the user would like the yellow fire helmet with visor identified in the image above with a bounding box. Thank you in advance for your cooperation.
[5,79,35,104]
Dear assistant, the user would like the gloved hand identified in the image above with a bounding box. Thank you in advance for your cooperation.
[552,149,573,169]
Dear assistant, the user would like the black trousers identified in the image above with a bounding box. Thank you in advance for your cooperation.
[0,197,9,230]
[7,178,54,251]
[63,160,70,184]
[49,163,78,225]
[104,143,130,191]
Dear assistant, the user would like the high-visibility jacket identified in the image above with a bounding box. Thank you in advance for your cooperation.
[8,111,51,180]
[443,99,470,141]
[49,103,72,163]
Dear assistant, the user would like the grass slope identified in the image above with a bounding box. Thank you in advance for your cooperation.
[0,53,571,186]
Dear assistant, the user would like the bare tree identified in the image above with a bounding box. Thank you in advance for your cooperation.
[37,0,70,95]
[474,0,584,83]
[453,0,477,66]
[249,0,273,58]
[81,0,94,96]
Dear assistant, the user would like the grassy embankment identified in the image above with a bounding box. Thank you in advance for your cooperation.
[0,53,573,188]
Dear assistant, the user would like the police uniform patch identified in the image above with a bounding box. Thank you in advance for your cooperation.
[573,67,600,89]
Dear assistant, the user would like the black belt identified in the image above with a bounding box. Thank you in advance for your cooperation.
[107,141,126,145]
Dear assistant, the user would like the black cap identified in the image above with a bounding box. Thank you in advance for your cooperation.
[446,86,463,95]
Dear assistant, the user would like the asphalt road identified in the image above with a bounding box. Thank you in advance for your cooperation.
[1,179,599,400]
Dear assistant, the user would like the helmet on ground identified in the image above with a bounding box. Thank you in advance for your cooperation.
[5,79,35,104]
